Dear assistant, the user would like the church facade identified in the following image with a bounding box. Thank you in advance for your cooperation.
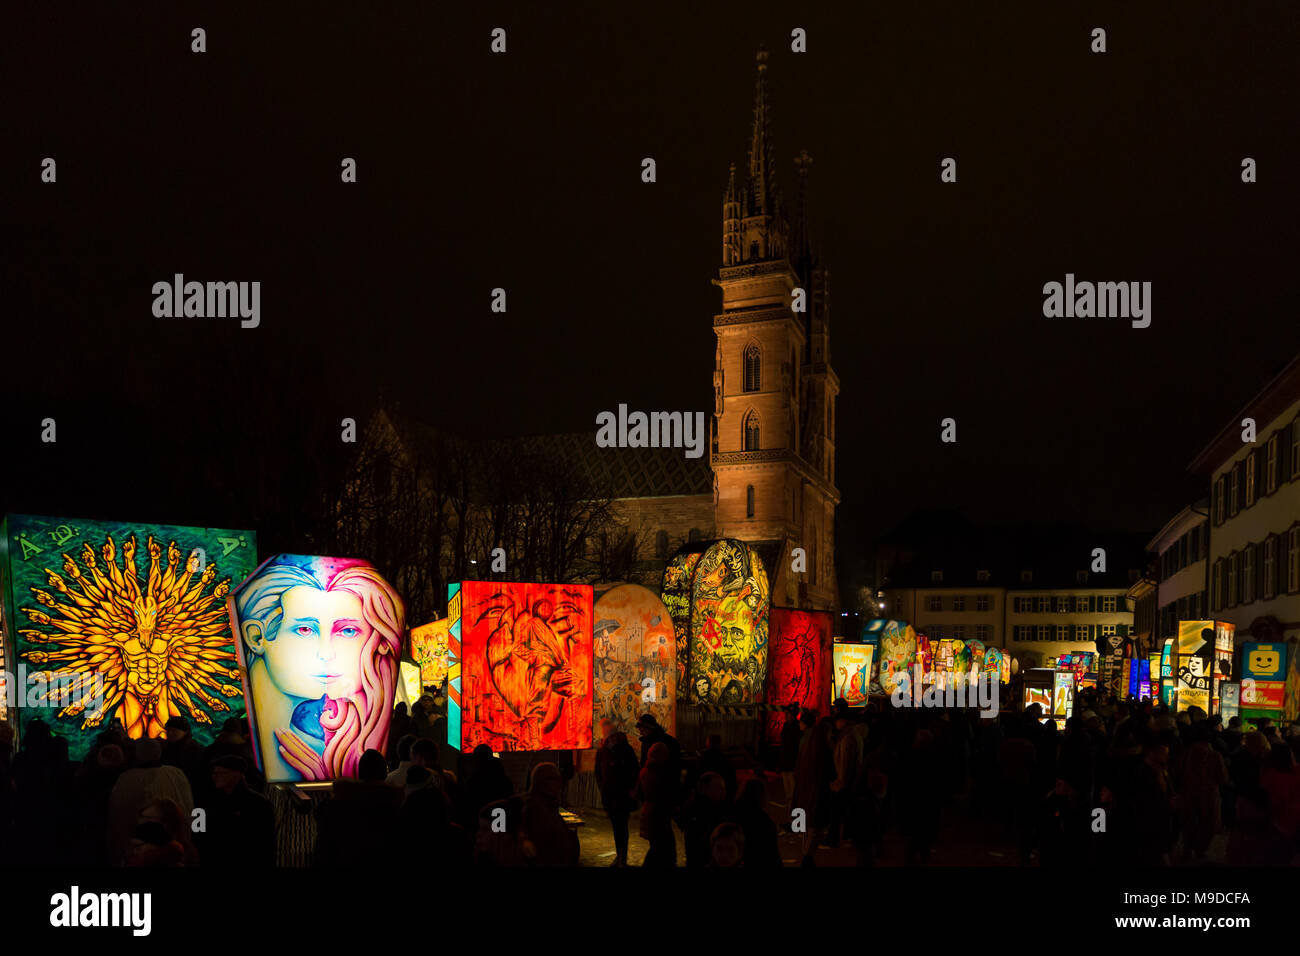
[372,52,840,615]
[610,50,841,612]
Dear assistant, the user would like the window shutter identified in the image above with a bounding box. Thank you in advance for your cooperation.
[1283,535,1291,594]
[1118,623,1128,637]
[1089,595,1097,613]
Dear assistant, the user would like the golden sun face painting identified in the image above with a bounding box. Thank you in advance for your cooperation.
[0,515,257,760]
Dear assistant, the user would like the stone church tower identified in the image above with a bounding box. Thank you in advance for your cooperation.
[711,48,840,611]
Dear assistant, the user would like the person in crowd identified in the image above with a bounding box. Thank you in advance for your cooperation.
[410,695,438,740]
[402,776,472,866]
[12,719,76,860]
[998,709,1040,865]
[708,822,746,867]
[1134,740,1176,866]
[387,702,412,763]
[779,703,802,811]
[636,741,677,867]
[386,734,418,787]
[0,721,17,849]
[203,718,264,793]
[1260,742,1300,864]
[161,716,207,797]
[130,797,200,866]
[106,738,193,866]
[733,776,781,867]
[595,719,639,867]
[197,755,275,867]
[792,710,832,866]
[636,713,682,783]
[899,727,944,866]
[694,734,737,801]
[1180,726,1228,863]
[681,771,733,867]
[459,744,513,831]
[314,749,403,866]
[473,794,525,867]
[829,707,863,846]
[74,742,126,866]
[519,762,579,866]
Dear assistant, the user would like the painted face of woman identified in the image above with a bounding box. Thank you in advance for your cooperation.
[265,586,369,701]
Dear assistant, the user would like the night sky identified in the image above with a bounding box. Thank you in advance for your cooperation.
[3,2,1297,571]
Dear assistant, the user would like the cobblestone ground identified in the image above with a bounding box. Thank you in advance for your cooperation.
[572,793,1022,867]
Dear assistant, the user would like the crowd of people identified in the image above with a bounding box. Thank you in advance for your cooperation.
[2,687,1298,867]
[759,688,1300,867]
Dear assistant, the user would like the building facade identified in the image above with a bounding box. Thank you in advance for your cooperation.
[375,52,839,613]
[877,515,1143,671]
[1147,503,1210,648]
[710,48,840,611]
[1192,353,1300,644]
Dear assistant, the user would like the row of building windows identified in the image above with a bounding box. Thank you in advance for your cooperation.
[1009,595,1121,614]
[923,594,993,613]
[929,570,1140,587]
[1011,624,1118,643]
[1210,526,1300,610]
[1159,525,1206,581]
[925,624,994,642]
[921,594,1128,614]
[1213,419,1300,526]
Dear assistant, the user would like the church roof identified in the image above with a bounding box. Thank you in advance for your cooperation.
[535,433,713,500]
[380,411,712,501]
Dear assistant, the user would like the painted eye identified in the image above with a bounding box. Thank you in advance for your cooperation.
[340,626,360,638]
[295,625,315,637]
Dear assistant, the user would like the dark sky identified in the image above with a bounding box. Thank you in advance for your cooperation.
[3,2,1298,569]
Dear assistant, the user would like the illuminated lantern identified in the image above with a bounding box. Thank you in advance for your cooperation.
[230,554,404,783]
[660,542,708,691]
[394,661,422,709]
[866,619,918,697]
[449,581,594,752]
[0,514,257,762]
[593,584,675,740]
[688,539,770,705]
[767,608,833,738]
[831,640,874,708]
[410,618,451,687]
[1175,621,1215,714]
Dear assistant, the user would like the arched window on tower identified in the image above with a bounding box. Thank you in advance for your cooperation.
[743,411,760,451]
[743,344,761,392]
[746,485,755,519]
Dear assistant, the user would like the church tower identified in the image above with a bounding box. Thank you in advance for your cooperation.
[711,49,840,611]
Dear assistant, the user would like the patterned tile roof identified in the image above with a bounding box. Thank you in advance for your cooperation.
[529,433,713,500]
[381,411,712,500]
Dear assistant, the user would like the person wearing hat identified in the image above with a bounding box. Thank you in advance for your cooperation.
[196,755,276,867]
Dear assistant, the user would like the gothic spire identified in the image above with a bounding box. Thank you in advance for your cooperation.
[792,149,814,277]
[747,46,782,218]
